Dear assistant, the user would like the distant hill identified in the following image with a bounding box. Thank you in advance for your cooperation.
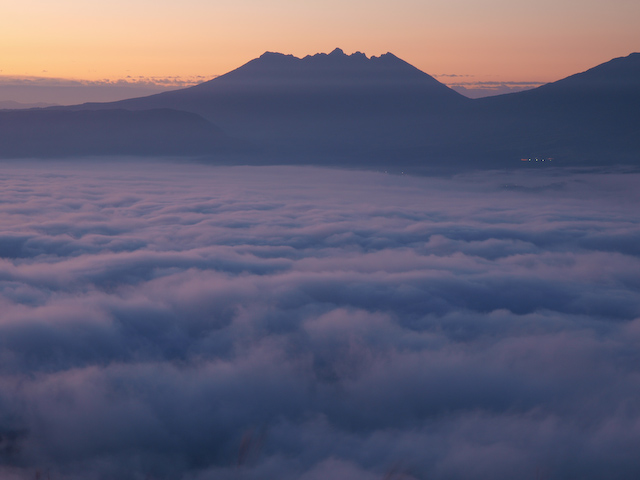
[0,108,239,158]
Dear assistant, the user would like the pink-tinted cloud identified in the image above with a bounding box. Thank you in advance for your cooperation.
[0,161,639,479]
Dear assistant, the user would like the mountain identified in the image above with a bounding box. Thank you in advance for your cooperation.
[1,49,638,167]
[66,48,470,159]
[0,108,238,158]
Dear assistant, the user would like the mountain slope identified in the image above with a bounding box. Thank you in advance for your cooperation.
[465,52,640,164]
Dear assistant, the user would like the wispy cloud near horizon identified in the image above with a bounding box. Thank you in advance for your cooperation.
[0,75,218,105]
[0,161,639,479]
[433,75,546,97]
[0,74,216,88]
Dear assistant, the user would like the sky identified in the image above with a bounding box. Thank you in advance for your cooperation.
[1,0,639,102]
[1,161,639,479]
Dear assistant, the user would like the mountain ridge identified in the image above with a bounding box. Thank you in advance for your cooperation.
[119,47,467,103]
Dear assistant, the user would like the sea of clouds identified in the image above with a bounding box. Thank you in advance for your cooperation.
[0,160,639,480]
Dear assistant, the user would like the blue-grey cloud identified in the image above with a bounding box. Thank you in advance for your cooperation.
[0,161,639,479]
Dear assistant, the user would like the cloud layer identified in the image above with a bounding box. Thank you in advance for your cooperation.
[0,161,639,479]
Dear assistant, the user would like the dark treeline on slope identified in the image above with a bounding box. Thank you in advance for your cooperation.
[1,49,639,167]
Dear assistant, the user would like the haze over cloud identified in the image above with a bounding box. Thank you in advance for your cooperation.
[0,161,639,479]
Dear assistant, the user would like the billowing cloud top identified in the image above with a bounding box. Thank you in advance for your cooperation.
[0,161,639,480]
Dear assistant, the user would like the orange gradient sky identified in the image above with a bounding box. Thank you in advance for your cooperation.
[1,0,639,84]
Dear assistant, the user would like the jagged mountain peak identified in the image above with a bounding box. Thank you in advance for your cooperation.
[195,48,459,95]
[255,48,406,66]
[258,51,296,60]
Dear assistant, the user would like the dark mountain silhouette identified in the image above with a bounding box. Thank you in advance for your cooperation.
[0,108,239,158]
[1,49,638,167]
[64,48,470,159]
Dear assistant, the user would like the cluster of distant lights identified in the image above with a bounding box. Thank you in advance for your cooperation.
[521,157,553,162]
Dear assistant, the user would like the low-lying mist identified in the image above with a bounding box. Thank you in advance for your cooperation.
[0,160,639,480]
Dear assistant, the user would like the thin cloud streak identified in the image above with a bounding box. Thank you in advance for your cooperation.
[0,161,639,479]
[432,65,550,98]
[0,75,216,88]
[441,80,546,98]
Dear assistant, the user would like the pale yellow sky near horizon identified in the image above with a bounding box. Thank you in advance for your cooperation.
[1,0,639,85]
